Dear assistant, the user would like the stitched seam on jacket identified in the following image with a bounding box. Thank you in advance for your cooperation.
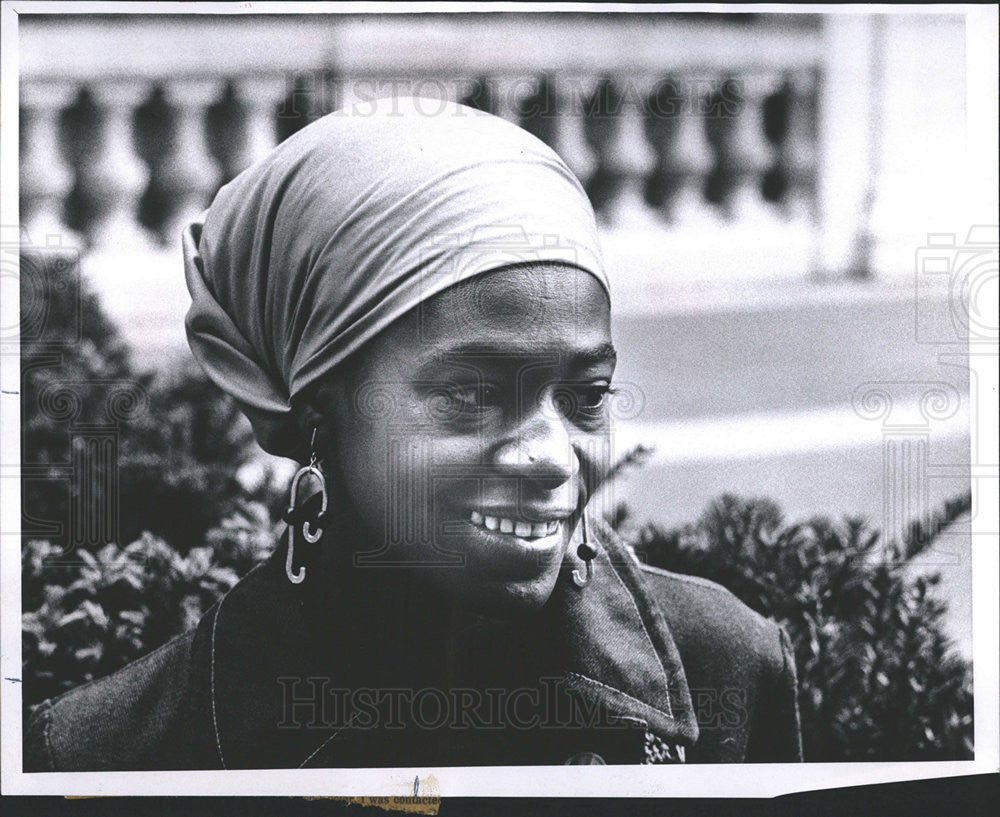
[779,625,795,681]
[592,516,640,560]
[565,671,675,726]
[298,712,359,768]
[756,618,784,685]
[210,593,227,770]
[42,702,57,772]
[604,556,674,719]
[778,624,803,761]
[209,561,269,770]
[594,516,684,718]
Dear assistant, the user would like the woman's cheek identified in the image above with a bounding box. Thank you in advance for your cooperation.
[342,414,472,541]
[427,432,487,465]
[574,431,614,497]
[333,421,389,534]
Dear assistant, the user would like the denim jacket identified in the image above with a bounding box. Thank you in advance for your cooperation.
[25,516,801,770]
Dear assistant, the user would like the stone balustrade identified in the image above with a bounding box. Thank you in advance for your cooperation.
[17,13,831,346]
[21,68,820,245]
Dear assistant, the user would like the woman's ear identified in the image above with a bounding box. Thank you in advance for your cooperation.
[294,379,343,463]
[296,399,324,441]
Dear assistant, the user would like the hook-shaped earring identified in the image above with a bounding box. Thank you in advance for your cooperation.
[572,511,598,589]
[283,428,328,585]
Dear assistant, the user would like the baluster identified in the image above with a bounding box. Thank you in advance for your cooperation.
[581,78,614,219]
[133,85,172,238]
[75,82,166,343]
[459,75,497,116]
[165,79,223,239]
[75,81,152,250]
[773,69,819,222]
[732,73,777,222]
[556,75,598,192]
[277,72,325,143]
[495,74,533,126]
[18,83,81,359]
[519,74,596,189]
[134,80,221,244]
[435,76,472,113]
[340,75,377,118]
[704,73,776,223]
[244,77,287,166]
[644,76,714,226]
[205,81,244,184]
[519,73,557,144]
[314,68,343,119]
[461,74,532,127]
[20,82,77,241]
[583,77,657,228]
[208,75,288,180]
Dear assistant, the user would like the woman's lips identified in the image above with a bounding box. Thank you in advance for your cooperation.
[452,507,574,575]
[469,510,564,539]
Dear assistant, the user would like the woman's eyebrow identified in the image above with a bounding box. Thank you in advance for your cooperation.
[570,341,618,368]
[413,341,617,370]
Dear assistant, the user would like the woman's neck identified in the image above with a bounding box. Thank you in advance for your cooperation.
[300,506,498,688]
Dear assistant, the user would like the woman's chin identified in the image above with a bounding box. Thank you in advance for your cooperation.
[457,570,563,619]
[345,521,571,617]
[429,529,569,617]
[451,517,569,574]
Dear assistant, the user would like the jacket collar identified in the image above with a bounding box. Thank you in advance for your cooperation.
[192,512,698,768]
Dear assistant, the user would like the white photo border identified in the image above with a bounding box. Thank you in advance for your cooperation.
[2,0,997,797]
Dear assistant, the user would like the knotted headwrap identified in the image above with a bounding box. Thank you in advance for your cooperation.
[183,96,608,459]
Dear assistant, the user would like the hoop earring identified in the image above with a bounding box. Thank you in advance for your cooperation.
[282,429,328,585]
[572,511,598,589]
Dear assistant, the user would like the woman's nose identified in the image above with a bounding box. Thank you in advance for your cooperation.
[491,408,580,490]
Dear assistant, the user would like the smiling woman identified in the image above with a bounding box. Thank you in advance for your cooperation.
[301,264,616,616]
[24,97,801,770]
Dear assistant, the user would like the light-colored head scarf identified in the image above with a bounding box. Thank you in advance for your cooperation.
[182,96,608,459]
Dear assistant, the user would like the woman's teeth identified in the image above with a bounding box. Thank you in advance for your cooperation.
[469,511,559,538]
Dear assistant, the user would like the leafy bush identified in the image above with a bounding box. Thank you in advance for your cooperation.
[21,502,276,716]
[114,360,260,549]
[626,493,974,761]
[21,248,260,553]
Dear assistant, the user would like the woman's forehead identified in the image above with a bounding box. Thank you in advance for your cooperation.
[343,264,614,385]
[416,264,611,345]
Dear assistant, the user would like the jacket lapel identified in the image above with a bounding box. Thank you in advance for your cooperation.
[540,515,699,749]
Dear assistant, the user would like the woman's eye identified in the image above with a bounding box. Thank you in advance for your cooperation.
[426,383,501,420]
[452,385,497,408]
[578,384,613,409]
[552,382,615,418]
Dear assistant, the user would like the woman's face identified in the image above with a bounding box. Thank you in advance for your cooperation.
[318,264,615,617]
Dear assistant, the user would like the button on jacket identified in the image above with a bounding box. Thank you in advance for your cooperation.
[24,516,802,770]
